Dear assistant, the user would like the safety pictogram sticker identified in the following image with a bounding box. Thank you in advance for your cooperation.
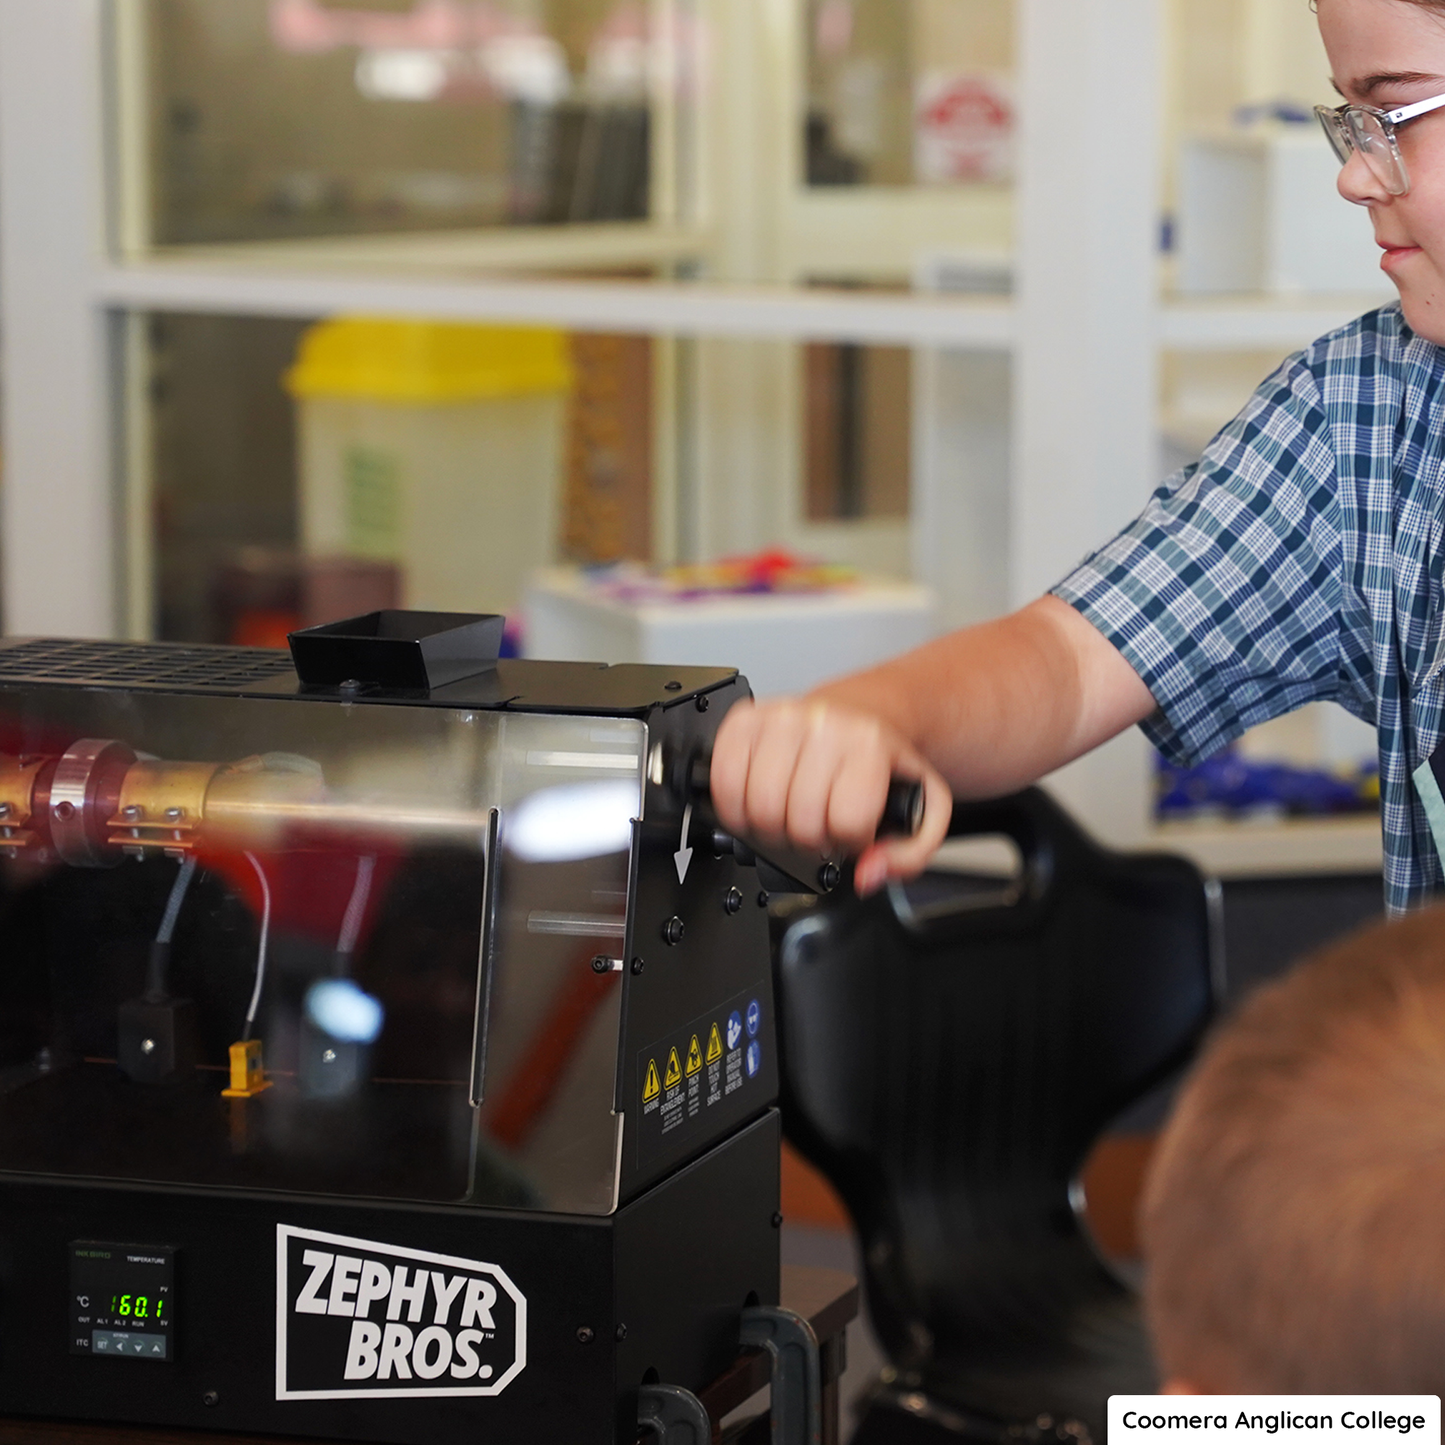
[635,982,772,1165]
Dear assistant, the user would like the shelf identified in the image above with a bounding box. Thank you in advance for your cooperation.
[92,262,1017,347]
[1151,814,1382,879]
[1158,292,1396,350]
[132,223,710,277]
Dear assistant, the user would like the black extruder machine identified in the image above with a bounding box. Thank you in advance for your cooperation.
[0,612,918,1445]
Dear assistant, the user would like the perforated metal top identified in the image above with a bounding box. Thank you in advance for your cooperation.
[0,636,738,713]
[0,638,293,691]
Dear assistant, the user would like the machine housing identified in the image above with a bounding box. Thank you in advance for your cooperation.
[0,620,781,1444]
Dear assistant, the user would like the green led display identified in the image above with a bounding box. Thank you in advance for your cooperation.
[111,1295,165,1320]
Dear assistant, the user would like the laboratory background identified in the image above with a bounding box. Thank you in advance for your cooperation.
[0,1,1398,1439]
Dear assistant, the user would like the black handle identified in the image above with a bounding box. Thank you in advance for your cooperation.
[684,752,924,840]
[881,777,925,839]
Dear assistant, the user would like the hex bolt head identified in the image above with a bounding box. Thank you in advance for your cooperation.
[121,804,142,821]
[630,956,645,976]
[772,1212,785,1229]
[53,801,74,821]
[140,1038,156,1056]
[165,806,185,822]
[615,1323,628,1342]
[724,886,743,915]
[591,954,611,975]
[695,693,710,712]
[661,916,685,946]
[757,890,770,909]
[663,680,682,692]
[576,1326,595,1345]
[818,861,842,893]
[202,1391,220,1408]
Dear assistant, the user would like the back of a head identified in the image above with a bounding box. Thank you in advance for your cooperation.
[1141,906,1445,1393]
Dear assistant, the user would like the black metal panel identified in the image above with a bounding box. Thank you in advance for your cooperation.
[0,1180,615,1445]
[618,678,780,1204]
[613,1110,781,1440]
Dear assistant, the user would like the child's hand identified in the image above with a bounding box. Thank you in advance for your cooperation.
[709,697,953,896]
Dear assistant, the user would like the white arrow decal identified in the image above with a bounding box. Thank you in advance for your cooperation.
[674,802,694,884]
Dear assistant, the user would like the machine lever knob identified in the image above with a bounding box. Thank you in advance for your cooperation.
[685,754,924,839]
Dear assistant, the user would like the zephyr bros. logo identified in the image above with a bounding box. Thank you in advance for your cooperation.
[275,1225,527,1401]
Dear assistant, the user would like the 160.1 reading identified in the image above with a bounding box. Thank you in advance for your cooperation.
[110,1295,165,1321]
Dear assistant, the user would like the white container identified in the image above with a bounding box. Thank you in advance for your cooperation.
[524,566,938,698]
[287,320,573,617]
[1177,129,1386,295]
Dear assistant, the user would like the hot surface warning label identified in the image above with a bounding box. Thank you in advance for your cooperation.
[637,984,769,1157]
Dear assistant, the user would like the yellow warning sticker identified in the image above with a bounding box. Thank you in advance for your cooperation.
[706,1023,723,1065]
[664,1047,683,1089]
[643,1058,661,1103]
[685,1034,703,1076]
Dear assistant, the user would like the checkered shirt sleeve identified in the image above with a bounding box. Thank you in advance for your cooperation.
[1052,350,1343,766]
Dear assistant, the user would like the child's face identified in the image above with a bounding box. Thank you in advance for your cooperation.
[1318,0,1445,342]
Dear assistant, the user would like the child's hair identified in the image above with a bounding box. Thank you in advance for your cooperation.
[1141,906,1445,1392]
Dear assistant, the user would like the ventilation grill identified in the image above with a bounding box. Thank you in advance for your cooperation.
[0,638,293,690]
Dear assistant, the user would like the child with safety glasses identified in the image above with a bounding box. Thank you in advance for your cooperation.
[711,0,1445,918]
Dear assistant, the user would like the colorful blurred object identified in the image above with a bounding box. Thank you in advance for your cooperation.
[580,549,858,603]
[1156,748,1379,821]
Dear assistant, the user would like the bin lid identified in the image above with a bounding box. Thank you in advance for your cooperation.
[285,318,574,403]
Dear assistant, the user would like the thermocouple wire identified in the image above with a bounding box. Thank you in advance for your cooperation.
[146,854,198,1000]
[156,855,197,945]
[242,851,272,1042]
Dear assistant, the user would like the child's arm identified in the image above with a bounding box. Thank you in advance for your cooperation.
[709,595,1157,893]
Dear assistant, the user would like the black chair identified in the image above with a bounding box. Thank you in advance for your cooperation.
[772,789,1220,1445]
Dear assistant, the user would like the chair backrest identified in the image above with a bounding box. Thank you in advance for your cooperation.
[773,789,1219,1430]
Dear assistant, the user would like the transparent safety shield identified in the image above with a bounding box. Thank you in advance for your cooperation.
[0,687,643,1215]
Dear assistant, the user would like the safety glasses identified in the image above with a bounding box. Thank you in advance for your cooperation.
[1316,91,1445,196]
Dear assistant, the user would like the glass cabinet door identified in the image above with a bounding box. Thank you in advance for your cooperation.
[805,0,1013,189]
[126,0,690,249]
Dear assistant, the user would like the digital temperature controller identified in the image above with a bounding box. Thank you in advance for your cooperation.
[70,1241,175,1362]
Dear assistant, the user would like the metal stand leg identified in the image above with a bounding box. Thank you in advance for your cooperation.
[638,1382,712,1445]
[741,1305,822,1445]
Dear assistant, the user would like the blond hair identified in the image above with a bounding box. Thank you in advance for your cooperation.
[1142,906,1445,1392]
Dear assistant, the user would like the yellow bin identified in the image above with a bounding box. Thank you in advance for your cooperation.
[286,319,574,616]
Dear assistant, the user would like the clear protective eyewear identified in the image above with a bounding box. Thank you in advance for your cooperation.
[1315,91,1445,196]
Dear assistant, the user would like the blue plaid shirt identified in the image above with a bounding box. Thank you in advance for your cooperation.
[1053,301,1445,915]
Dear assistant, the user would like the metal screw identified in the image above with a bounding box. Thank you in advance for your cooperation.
[757,890,770,909]
[695,693,710,712]
[53,801,74,820]
[122,804,142,821]
[321,1049,337,1064]
[663,681,682,692]
[140,1039,156,1056]
[165,807,185,822]
[771,1212,784,1228]
[590,955,611,975]
[576,1326,595,1345]
[724,887,743,915]
[615,1323,628,1342]
[630,957,645,976]
[0,803,10,820]
[818,861,841,893]
[202,1391,220,1408]
[661,916,685,946]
